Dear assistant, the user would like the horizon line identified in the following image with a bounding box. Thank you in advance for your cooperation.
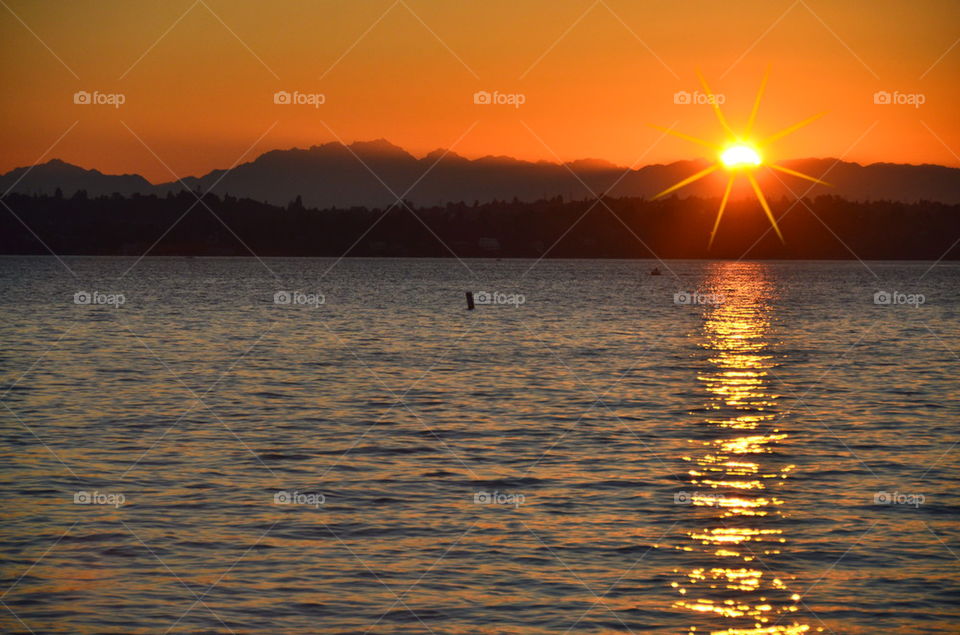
[4,141,958,187]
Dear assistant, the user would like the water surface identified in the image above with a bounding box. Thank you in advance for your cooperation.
[1,257,957,634]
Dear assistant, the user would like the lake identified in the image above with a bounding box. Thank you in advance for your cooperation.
[0,257,957,633]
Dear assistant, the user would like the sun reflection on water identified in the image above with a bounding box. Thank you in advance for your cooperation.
[672,263,818,635]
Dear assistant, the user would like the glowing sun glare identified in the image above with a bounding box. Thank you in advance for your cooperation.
[720,144,762,168]
[651,69,829,248]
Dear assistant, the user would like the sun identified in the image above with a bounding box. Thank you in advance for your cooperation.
[720,143,762,168]
[651,69,829,247]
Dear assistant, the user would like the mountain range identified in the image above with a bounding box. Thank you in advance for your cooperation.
[3,140,958,207]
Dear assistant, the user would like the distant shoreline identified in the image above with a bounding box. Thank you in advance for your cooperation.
[2,191,958,261]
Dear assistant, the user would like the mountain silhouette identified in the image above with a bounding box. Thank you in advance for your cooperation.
[3,142,958,206]
[0,159,153,197]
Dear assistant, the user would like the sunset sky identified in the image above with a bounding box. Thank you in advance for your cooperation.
[1,0,958,182]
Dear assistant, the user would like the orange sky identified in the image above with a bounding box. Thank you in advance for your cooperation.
[1,0,958,183]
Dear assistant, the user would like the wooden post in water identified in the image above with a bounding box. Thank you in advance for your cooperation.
[465,291,475,310]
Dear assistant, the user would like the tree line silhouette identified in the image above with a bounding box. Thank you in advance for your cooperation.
[0,189,957,260]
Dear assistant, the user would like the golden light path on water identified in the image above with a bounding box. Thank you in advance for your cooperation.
[671,263,819,635]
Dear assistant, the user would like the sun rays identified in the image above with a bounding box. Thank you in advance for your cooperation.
[653,69,828,247]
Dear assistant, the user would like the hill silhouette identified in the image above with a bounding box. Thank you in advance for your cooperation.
[1,159,153,198]
[2,141,959,207]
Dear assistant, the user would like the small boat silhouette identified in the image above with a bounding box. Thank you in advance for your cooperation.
[650,267,661,276]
